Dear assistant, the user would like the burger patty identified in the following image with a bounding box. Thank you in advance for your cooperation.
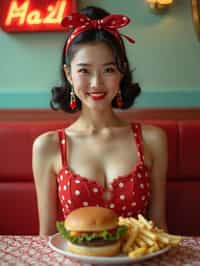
[74,239,117,247]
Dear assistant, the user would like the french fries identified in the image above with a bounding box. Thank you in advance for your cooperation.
[118,215,182,258]
[122,225,139,253]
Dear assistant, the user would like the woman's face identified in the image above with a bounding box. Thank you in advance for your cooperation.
[65,42,123,110]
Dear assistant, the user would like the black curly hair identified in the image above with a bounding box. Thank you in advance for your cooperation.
[50,6,141,113]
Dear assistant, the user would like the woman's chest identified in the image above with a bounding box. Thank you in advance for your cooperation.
[65,129,145,186]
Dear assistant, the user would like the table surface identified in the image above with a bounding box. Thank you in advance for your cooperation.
[0,235,200,266]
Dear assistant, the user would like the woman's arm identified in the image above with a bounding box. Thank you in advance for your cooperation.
[32,132,58,236]
[143,125,168,231]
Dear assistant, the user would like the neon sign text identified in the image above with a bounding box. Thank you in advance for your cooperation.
[0,0,76,32]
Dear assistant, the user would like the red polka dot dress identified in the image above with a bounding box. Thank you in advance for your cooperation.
[57,123,150,218]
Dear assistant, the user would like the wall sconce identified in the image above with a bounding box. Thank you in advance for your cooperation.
[146,0,174,13]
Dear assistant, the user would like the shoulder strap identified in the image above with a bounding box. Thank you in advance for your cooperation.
[131,123,145,164]
[57,129,67,167]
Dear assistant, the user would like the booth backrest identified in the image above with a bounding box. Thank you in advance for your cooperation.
[0,121,179,181]
[0,109,200,236]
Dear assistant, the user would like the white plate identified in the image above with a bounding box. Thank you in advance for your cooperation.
[48,233,170,265]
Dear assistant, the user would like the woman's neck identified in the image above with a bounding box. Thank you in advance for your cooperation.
[77,106,126,131]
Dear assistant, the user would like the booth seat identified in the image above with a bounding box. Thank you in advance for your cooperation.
[0,110,200,236]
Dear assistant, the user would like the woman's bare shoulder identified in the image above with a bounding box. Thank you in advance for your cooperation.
[32,130,59,156]
[141,124,168,153]
[141,124,167,142]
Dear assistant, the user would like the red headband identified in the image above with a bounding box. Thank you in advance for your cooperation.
[61,12,135,53]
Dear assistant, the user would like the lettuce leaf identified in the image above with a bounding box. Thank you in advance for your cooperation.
[56,221,128,244]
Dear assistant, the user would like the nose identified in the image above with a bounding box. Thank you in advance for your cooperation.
[90,72,103,88]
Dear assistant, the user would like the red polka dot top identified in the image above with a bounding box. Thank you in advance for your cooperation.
[57,123,150,218]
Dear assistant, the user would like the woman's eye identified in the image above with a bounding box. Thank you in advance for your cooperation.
[104,67,115,73]
[78,68,89,74]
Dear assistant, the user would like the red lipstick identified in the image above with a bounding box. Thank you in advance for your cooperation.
[89,92,106,100]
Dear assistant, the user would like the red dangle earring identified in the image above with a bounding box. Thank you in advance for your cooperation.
[116,89,123,108]
[70,86,77,110]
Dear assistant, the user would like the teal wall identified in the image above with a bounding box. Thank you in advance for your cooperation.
[0,0,200,108]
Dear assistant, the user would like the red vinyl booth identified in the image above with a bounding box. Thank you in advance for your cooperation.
[0,110,200,236]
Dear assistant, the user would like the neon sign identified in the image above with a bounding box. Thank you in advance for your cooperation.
[0,0,77,32]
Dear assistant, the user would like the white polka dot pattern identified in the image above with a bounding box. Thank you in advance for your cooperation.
[137,173,142,178]
[63,13,135,51]
[83,201,88,206]
[57,123,150,218]
[120,195,125,200]
[75,190,80,196]
[61,139,65,144]
[140,183,144,189]
[119,182,124,188]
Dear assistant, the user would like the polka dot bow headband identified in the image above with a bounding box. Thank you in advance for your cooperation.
[61,12,135,53]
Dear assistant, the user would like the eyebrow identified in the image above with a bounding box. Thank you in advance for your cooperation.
[76,62,116,67]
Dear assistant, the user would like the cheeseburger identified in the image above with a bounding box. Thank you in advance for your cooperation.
[57,207,127,256]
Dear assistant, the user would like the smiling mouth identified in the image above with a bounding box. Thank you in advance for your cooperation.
[87,92,106,100]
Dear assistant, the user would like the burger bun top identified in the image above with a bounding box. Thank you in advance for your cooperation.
[64,207,118,232]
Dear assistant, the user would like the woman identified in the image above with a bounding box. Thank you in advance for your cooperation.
[32,6,168,236]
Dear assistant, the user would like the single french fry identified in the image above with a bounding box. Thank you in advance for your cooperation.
[149,220,154,227]
[138,214,153,230]
[157,240,166,249]
[147,244,159,254]
[169,237,182,246]
[162,232,182,242]
[141,228,157,240]
[153,241,160,251]
[128,246,147,258]
[118,217,130,227]
[130,217,145,229]
[122,225,139,253]
[135,237,148,248]
[139,233,155,246]
[126,243,140,253]
[154,227,164,233]
[157,232,170,244]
